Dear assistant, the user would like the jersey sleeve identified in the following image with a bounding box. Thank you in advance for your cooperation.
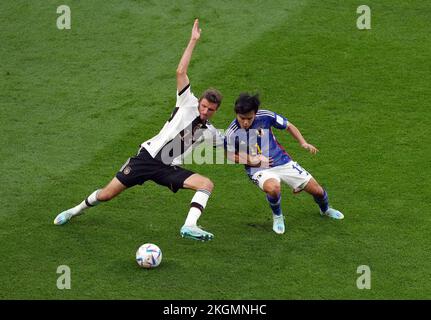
[271,111,289,129]
[176,83,199,108]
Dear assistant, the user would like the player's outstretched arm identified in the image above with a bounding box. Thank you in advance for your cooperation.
[176,19,201,92]
[287,123,319,154]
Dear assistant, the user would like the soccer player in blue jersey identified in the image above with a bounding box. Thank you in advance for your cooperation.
[225,93,344,234]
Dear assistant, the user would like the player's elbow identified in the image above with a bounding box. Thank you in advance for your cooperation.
[176,67,186,76]
[286,123,297,133]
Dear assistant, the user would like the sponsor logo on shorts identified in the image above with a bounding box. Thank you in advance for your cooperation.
[123,166,131,175]
[252,173,262,185]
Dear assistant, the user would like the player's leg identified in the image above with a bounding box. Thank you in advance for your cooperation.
[97,177,128,201]
[252,171,285,234]
[54,177,127,225]
[153,165,215,241]
[278,161,344,220]
[303,178,344,219]
[181,174,214,241]
[263,178,282,215]
[262,178,285,234]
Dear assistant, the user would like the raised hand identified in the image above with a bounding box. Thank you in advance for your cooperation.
[191,19,201,41]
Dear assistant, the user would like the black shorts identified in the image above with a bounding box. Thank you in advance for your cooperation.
[115,148,195,193]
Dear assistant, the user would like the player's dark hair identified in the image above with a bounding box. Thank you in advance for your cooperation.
[199,89,223,109]
[234,93,260,114]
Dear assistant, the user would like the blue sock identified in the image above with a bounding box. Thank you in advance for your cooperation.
[313,189,329,212]
[266,193,282,216]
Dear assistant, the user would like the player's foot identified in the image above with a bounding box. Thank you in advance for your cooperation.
[180,225,214,241]
[272,214,285,234]
[320,207,344,220]
[53,209,76,225]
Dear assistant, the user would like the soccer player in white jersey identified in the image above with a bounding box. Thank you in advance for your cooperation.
[225,93,344,235]
[54,19,223,241]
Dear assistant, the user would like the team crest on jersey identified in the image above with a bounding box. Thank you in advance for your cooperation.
[123,166,131,175]
[180,129,192,141]
[193,122,205,135]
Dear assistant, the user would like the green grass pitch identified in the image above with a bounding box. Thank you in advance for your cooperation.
[1,0,430,299]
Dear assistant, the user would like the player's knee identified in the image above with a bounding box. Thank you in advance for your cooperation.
[272,184,281,195]
[200,178,214,192]
[97,189,115,201]
[264,182,280,195]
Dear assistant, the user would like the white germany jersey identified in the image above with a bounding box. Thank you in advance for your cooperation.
[141,84,223,165]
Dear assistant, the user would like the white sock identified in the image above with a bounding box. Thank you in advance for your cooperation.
[72,189,101,216]
[184,189,211,227]
[184,207,201,227]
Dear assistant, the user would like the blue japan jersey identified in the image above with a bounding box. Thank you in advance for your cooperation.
[225,110,292,177]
